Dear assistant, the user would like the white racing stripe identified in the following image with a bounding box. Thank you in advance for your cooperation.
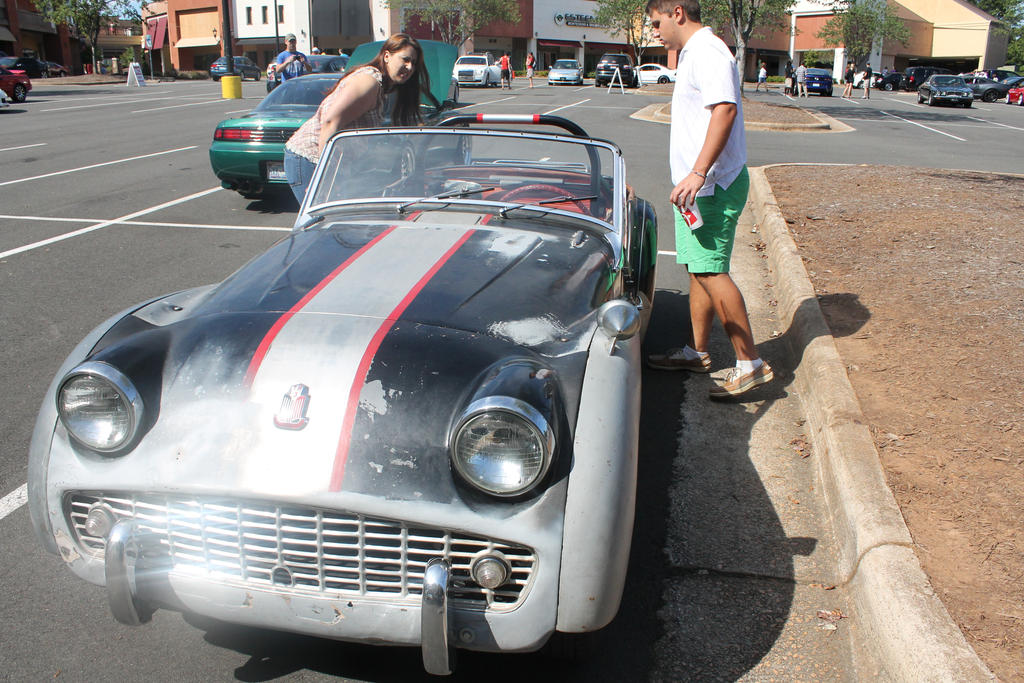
[0,146,197,187]
[244,224,474,494]
[0,484,27,521]
[0,187,222,260]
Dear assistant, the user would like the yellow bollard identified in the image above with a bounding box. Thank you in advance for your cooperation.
[220,75,242,99]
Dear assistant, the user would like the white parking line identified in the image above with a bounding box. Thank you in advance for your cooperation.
[0,143,47,153]
[40,94,214,113]
[878,110,966,141]
[0,187,222,260]
[456,96,516,109]
[544,98,590,114]
[131,98,234,114]
[0,214,290,232]
[967,115,1024,132]
[0,484,27,521]
[0,146,196,187]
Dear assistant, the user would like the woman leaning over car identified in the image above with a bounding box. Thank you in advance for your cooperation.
[284,33,431,202]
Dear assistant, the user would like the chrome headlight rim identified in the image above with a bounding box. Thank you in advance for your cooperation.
[57,361,144,454]
[450,396,555,498]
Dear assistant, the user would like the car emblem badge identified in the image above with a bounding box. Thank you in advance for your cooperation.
[274,384,310,430]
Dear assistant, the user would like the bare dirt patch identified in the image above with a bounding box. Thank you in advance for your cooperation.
[766,165,1024,682]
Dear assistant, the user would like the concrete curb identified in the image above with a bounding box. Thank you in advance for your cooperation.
[748,165,994,681]
[630,102,849,132]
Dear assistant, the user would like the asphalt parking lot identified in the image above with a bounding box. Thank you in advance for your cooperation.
[1,77,1019,680]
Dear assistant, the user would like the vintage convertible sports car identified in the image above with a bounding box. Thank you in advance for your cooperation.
[29,114,656,674]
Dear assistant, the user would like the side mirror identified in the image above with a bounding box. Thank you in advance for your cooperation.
[597,300,640,355]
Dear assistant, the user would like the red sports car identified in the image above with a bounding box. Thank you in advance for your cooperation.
[1008,84,1024,105]
[0,66,31,103]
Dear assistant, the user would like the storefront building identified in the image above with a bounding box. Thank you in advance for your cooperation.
[1,0,81,72]
[531,0,630,72]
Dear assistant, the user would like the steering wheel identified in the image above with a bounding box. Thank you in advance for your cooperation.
[495,184,589,214]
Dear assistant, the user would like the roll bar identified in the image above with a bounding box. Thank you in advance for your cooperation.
[437,114,590,138]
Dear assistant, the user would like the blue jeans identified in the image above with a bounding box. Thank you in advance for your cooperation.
[284,148,316,203]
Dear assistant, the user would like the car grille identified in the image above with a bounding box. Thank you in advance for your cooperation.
[66,493,535,610]
[245,127,297,143]
[458,70,476,80]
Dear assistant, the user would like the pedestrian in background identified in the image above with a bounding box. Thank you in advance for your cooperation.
[526,52,536,88]
[275,34,308,83]
[842,61,855,98]
[644,0,774,398]
[283,34,430,202]
[795,61,808,97]
[784,60,794,95]
[862,62,872,98]
[500,52,512,89]
[755,61,767,92]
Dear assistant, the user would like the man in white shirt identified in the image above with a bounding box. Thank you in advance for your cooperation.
[644,0,774,398]
[795,61,808,97]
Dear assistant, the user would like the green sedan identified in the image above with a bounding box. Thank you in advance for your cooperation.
[209,40,460,198]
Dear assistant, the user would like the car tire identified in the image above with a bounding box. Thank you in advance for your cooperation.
[982,90,998,102]
[823,89,832,97]
[542,632,595,662]
[927,94,935,106]
[884,82,894,91]
[12,83,26,103]
[212,75,220,81]
[963,100,972,108]
[657,76,669,84]
[918,92,925,103]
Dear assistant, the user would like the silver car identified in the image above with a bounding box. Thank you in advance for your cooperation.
[547,59,584,86]
[29,114,658,674]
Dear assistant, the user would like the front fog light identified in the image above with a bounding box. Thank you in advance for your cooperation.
[471,554,511,589]
[57,361,143,453]
[85,505,116,538]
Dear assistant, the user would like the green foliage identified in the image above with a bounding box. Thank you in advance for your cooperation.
[965,0,1023,66]
[702,0,792,83]
[801,48,830,67]
[816,0,909,65]
[119,46,138,69]
[36,0,141,71]
[385,0,521,48]
[594,0,653,62]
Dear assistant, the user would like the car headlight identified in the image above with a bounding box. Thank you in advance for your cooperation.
[451,397,554,497]
[57,361,143,453]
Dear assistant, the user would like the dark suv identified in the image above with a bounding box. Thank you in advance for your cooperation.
[901,66,951,91]
[595,53,638,87]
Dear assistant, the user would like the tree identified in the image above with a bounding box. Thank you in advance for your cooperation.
[594,0,654,64]
[36,0,141,73]
[816,0,909,67]
[385,0,521,50]
[964,0,1023,66]
[702,0,792,84]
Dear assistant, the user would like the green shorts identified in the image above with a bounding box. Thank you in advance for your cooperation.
[674,166,749,274]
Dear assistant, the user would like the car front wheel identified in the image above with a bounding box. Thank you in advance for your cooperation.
[927,94,935,106]
[918,92,925,103]
[12,83,26,102]
[884,82,894,91]
[963,100,972,108]
[982,90,998,102]
[658,76,669,84]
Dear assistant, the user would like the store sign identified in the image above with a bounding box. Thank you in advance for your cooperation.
[553,12,605,28]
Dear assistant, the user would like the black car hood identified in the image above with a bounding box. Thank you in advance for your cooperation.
[86,217,616,502]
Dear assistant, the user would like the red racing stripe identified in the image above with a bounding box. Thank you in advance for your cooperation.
[243,225,398,388]
[328,229,476,491]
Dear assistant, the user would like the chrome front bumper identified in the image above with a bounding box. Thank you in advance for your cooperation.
[106,519,458,674]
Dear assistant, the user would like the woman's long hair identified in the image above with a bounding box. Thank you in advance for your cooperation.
[328,33,430,126]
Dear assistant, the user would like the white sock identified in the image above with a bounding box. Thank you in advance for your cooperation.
[682,345,708,360]
[736,358,763,374]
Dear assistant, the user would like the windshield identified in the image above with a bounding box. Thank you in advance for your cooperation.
[309,129,619,225]
[932,76,963,86]
[457,57,486,65]
[553,60,578,69]
[0,57,15,67]
[255,76,341,110]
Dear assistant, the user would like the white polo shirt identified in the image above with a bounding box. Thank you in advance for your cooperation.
[670,26,747,197]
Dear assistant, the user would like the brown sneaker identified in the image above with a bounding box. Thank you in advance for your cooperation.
[709,361,774,398]
[646,348,712,372]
